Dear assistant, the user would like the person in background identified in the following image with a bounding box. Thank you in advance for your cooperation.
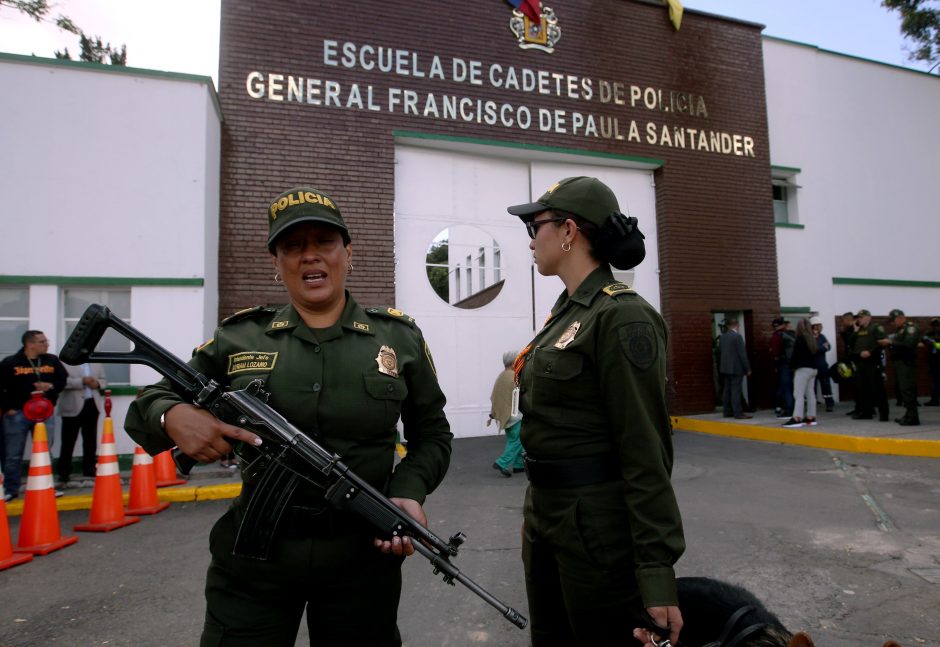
[719,317,751,419]
[850,309,889,422]
[507,176,684,647]
[57,362,107,485]
[923,317,940,406]
[809,316,834,412]
[1,330,68,501]
[769,317,795,418]
[881,309,920,426]
[782,318,818,428]
[839,311,858,415]
[488,350,524,477]
[125,186,452,646]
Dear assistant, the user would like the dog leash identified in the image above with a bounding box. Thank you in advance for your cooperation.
[701,604,771,647]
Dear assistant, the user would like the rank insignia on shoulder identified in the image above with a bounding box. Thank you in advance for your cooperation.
[221,306,265,326]
[270,321,290,329]
[376,345,399,377]
[554,321,580,349]
[387,308,404,317]
[603,282,634,297]
[353,321,370,332]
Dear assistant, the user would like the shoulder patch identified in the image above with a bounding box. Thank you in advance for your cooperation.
[617,322,658,371]
[603,282,635,297]
[366,306,417,326]
[221,306,275,327]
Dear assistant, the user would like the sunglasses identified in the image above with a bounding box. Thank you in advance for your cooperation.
[525,216,567,239]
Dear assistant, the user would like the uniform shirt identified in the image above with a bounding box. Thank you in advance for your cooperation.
[891,321,921,364]
[125,294,452,505]
[517,265,684,605]
[851,323,886,360]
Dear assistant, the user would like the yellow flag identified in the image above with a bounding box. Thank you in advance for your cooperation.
[666,0,683,30]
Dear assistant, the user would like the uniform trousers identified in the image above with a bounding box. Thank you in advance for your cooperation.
[522,480,644,647]
[200,506,404,647]
[58,398,100,480]
[894,361,919,422]
[854,360,889,420]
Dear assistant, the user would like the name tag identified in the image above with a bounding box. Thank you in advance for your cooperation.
[227,351,279,375]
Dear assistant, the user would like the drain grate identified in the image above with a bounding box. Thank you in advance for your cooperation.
[910,567,940,584]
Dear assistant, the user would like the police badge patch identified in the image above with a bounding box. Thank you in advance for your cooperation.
[618,322,657,370]
[376,345,399,377]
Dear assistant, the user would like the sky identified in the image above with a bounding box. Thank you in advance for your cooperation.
[0,0,933,86]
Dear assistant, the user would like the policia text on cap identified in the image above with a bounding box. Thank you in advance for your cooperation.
[124,187,453,646]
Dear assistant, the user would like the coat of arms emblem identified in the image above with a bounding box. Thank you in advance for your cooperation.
[509,6,560,53]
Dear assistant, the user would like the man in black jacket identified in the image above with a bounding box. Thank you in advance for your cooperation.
[1,330,67,501]
[719,318,752,419]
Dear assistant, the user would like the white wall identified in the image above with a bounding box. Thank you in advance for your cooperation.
[0,55,222,456]
[765,40,940,373]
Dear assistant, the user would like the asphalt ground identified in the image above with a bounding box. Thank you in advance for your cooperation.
[2,408,939,646]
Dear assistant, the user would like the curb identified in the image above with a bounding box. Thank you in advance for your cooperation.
[4,482,242,517]
[673,416,940,459]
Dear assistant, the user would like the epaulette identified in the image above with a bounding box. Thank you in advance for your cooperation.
[220,305,277,326]
[602,282,635,297]
[365,306,417,326]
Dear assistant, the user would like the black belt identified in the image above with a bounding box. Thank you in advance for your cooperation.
[523,454,621,489]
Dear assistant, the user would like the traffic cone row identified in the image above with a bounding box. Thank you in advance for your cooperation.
[4,390,176,568]
[74,414,140,532]
[16,421,79,555]
[0,471,33,570]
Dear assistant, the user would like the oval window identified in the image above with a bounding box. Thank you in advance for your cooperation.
[425,225,504,309]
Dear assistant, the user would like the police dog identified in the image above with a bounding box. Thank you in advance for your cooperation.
[673,576,902,647]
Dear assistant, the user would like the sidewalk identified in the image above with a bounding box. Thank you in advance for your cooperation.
[4,461,243,517]
[673,401,940,459]
[7,401,939,516]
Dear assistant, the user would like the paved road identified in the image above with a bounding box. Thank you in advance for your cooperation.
[1,433,937,646]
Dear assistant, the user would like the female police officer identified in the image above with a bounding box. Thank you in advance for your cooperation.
[507,177,685,647]
[125,187,452,646]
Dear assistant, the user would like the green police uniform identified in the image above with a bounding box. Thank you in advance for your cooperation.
[889,312,920,425]
[850,314,889,421]
[517,265,685,646]
[125,296,452,646]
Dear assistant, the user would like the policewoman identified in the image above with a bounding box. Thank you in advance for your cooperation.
[507,177,685,647]
[125,187,452,646]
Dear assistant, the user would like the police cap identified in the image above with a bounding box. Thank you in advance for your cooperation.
[888,308,905,318]
[267,187,349,248]
[855,309,871,317]
[507,176,619,228]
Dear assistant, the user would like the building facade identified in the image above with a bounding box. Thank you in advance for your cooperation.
[2,0,938,454]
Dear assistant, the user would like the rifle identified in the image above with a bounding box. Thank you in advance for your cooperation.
[60,304,527,629]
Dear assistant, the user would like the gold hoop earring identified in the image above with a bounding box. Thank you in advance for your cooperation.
[561,241,572,253]
[347,263,354,274]
[273,272,282,284]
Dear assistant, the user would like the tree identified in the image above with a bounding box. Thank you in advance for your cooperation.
[1,0,127,65]
[882,0,940,72]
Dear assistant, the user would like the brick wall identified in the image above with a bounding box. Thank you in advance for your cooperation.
[218,0,781,413]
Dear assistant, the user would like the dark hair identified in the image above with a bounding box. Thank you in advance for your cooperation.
[22,330,44,346]
[552,209,646,270]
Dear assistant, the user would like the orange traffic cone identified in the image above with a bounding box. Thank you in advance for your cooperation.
[154,450,186,487]
[16,420,79,555]
[1,471,32,570]
[74,406,140,532]
[125,446,170,515]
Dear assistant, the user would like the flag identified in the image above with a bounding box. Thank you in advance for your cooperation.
[665,0,683,30]
[505,0,541,24]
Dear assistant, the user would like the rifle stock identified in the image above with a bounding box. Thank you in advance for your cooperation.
[60,304,528,629]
